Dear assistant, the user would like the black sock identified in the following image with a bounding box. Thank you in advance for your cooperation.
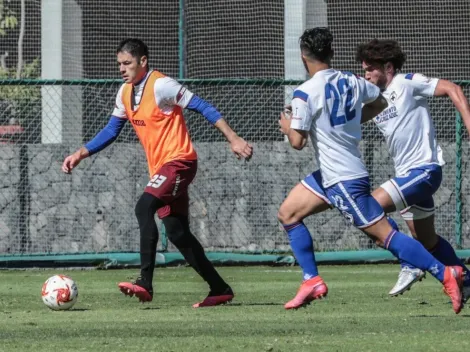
[135,192,165,288]
[163,215,230,293]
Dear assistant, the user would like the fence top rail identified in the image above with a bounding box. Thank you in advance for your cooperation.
[0,78,468,86]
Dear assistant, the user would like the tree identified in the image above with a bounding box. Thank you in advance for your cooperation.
[0,0,39,135]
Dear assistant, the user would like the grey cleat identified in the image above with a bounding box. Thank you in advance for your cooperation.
[389,266,426,296]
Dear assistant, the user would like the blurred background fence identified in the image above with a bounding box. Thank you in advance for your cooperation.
[0,0,469,265]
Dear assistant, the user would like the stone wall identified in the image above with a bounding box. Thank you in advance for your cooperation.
[0,141,466,255]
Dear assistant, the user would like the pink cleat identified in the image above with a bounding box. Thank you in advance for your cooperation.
[193,287,234,308]
[118,280,153,303]
[284,276,328,310]
[442,266,464,314]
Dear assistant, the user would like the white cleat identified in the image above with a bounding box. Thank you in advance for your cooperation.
[389,266,426,296]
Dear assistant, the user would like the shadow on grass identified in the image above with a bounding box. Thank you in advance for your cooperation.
[410,314,470,318]
[141,307,161,310]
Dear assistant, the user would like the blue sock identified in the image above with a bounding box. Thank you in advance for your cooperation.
[399,259,417,270]
[386,217,416,270]
[385,230,445,282]
[431,236,470,286]
[283,222,318,280]
[387,216,399,232]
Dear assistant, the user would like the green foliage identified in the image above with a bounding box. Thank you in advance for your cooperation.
[0,0,17,36]
[0,58,40,123]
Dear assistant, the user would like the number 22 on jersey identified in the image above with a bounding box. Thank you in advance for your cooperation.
[325,78,356,127]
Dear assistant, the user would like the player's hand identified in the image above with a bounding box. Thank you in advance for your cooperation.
[279,105,292,135]
[62,149,87,174]
[230,136,253,161]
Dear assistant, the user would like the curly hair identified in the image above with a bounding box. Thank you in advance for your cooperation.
[299,27,334,62]
[355,39,407,71]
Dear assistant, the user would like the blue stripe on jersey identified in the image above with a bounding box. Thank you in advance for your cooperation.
[405,73,415,80]
[293,90,309,102]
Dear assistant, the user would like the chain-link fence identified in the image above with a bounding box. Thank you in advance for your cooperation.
[0,79,468,256]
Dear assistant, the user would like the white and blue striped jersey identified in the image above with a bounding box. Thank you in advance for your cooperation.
[291,69,380,188]
[373,73,443,176]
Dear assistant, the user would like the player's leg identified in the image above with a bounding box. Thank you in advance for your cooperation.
[278,171,331,309]
[373,183,426,295]
[405,211,470,301]
[119,160,196,303]
[326,177,464,313]
[364,217,463,313]
[154,160,232,307]
[118,191,165,302]
[162,212,233,308]
[375,167,441,295]
[362,208,463,313]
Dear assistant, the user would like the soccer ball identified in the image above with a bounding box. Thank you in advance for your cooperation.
[41,275,78,311]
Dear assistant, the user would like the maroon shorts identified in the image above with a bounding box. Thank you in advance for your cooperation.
[144,159,197,219]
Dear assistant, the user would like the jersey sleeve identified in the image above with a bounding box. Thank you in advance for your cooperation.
[154,76,194,109]
[290,88,317,131]
[403,73,439,98]
[111,84,127,118]
[359,77,381,104]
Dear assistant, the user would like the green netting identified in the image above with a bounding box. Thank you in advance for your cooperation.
[0,0,469,266]
[0,79,469,266]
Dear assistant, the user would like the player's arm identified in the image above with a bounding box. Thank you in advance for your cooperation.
[62,85,127,174]
[281,122,308,150]
[361,94,388,123]
[434,79,470,136]
[359,77,388,123]
[156,77,253,160]
[279,89,312,150]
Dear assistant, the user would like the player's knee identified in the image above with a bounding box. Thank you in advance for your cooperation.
[277,205,299,225]
[277,207,288,224]
[375,238,385,248]
[135,192,164,220]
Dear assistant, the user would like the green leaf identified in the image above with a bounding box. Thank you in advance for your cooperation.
[8,15,17,28]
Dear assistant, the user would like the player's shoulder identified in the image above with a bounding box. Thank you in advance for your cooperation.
[154,73,184,90]
[293,82,311,103]
[389,73,418,91]
[154,75,173,87]
[340,70,361,79]
[115,83,127,98]
[299,72,331,92]
[294,77,327,105]
[339,70,368,90]
[395,72,431,83]
[394,73,412,82]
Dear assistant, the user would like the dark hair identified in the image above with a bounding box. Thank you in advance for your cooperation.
[116,38,149,61]
[355,39,407,71]
[299,27,334,62]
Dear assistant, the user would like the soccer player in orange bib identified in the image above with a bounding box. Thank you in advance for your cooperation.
[62,39,253,307]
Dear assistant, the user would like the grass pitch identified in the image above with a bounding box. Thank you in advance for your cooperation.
[0,265,468,352]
